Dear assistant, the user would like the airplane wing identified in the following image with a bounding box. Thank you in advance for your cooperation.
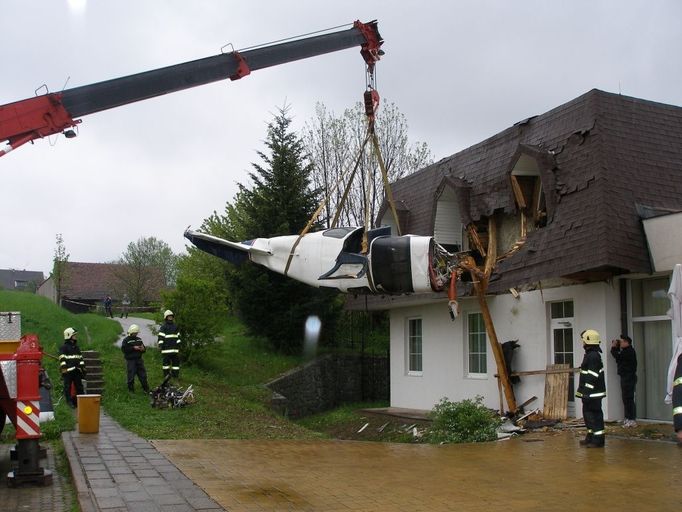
[183,229,270,265]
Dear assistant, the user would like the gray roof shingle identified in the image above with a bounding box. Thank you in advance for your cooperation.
[379,89,682,293]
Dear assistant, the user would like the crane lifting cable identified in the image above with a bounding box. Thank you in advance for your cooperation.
[284,55,402,275]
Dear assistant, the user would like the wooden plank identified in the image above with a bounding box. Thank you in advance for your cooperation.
[495,368,579,378]
[510,176,527,208]
[518,395,538,410]
[543,363,570,420]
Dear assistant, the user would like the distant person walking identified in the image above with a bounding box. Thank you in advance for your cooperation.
[576,329,606,448]
[121,324,149,393]
[104,295,114,318]
[59,327,85,408]
[158,310,181,378]
[121,293,131,318]
[610,334,638,427]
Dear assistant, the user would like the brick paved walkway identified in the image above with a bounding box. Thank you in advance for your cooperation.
[63,414,223,512]
[154,434,681,512]
[0,441,73,511]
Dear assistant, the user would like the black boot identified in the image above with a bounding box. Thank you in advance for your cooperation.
[579,433,593,446]
[587,436,605,448]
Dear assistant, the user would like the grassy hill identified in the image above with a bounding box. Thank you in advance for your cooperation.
[0,290,319,440]
[0,290,120,440]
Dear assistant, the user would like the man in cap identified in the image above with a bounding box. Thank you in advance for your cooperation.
[610,334,638,427]
[576,329,606,447]
[59,327,85,408]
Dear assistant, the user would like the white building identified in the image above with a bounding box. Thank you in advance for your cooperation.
[351,90,682,423]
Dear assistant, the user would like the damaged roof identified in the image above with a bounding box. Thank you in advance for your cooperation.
[379,89,682,293]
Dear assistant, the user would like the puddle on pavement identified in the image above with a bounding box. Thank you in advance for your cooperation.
[153,432,680,511]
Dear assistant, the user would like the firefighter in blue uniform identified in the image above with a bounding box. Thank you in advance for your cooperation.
[59,327,85,408]
[121,324,149,393]
[576,329,606,448]
[158,310,181,378]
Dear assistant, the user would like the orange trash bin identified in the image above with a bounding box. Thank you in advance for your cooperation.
[77,394,101,433]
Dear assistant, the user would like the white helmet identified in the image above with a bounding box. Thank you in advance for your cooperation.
[63,327,77,340]
[164,309,174,319]
[580,329,601,345]
[128,324,140,335]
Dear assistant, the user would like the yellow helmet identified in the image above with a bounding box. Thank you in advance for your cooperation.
[164,310,174,319]
[580,329,601,345]
[63,327,77,340]
[128,324,140,335]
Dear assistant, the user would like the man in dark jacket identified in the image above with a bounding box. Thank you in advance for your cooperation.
[576,329,606,448]
[121,324,149,393]
[104,295,114,318]
[158,310,181,378]
[59,327,85,408]
[610,334,637,427]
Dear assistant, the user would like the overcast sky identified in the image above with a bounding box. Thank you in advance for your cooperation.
[2,0,681,277]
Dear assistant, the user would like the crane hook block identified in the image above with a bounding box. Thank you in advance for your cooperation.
[364,89,380,120]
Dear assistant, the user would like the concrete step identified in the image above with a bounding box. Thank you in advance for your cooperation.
[81,351,104,394]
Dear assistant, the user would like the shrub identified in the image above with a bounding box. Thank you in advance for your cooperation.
[161,276,229,363]
[427,396,502,444]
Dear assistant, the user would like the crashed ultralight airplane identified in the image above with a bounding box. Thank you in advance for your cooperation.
[184,226,462,296]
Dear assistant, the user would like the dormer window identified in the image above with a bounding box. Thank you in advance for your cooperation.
[434,186,463,252]
[510,154,547,232]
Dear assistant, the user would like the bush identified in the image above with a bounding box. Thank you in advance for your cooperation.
[427,396,502,444]
[162,276,229,363]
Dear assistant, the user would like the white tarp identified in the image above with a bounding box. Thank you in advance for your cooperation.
[665,264,682,403]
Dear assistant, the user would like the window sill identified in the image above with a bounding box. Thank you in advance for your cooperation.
[466,373,488,380]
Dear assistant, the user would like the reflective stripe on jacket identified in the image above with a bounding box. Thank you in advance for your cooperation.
[59,340,85,373]
[576,346,606,399]
[158,322,181,354]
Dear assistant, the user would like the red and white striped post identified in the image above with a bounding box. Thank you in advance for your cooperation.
[7,334,52,486]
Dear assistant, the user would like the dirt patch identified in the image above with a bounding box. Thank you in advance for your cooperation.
[316,410,431,442]
[605,421,677,442]
[306,406,678,445]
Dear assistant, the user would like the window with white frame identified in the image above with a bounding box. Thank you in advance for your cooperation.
[407,318,423,375]
[467,312,487,376]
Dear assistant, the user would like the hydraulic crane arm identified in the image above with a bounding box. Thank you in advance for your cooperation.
[0,20,382,157]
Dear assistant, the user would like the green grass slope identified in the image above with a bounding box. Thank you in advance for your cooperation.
[1,291,318,440]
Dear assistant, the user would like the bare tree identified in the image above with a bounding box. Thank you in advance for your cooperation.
[303,99,433,230]
[115,237,178,305]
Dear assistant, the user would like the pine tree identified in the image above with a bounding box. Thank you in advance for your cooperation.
[223,105,341,353]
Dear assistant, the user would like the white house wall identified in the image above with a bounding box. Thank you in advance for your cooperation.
[390,281,623,420]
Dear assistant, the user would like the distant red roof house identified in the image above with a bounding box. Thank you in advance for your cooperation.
[37,262,165,313]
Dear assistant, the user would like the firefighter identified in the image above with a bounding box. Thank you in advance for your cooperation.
[59,327,85,408]
[576,329,607,448]
[121,324,149,393]
[158,310,181,378]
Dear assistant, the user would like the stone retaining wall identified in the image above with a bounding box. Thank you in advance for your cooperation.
[266,354,389,419]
